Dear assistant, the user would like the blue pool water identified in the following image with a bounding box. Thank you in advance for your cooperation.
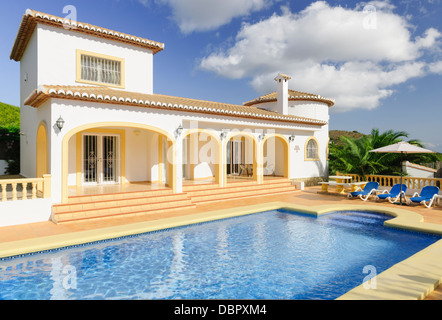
[0,210,440,300]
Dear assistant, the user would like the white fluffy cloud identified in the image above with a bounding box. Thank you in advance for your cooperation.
[429,61,442,74]
[199,1,442,111]
[156,0,270,34]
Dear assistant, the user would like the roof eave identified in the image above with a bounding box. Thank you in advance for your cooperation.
[24,88,50,107]
[244,97,335,108]
[27,88,327,127]
[10,11,164,62]
[10,14,36,61]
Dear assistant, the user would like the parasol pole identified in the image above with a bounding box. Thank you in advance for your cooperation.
[400,151,403,205]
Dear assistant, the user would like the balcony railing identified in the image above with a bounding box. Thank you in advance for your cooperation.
[337,172,442,190]
[0,174,51,202]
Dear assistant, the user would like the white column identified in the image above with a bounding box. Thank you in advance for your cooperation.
[175,134,183,193]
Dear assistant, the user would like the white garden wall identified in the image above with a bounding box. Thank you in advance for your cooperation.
[37,24,154,94]
[0,198,52,227]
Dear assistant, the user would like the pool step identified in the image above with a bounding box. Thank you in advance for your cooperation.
[185,179,300,205]
[52,191,195,224]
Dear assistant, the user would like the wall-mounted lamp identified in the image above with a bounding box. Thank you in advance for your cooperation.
[56,116,65,131]
[220,129,229,140]
[19,131,28,144]
[289,135,296,142]
[175,124,183,136]
[258,134,266,141]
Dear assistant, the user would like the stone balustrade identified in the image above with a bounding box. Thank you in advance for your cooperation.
[337,172,441,190]
[0,174,51,202]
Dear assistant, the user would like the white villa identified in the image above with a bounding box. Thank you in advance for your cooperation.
[3,9,334,226]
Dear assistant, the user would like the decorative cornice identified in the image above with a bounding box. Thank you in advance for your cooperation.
[243,90,335,107]
[24,85,328,126]
[10,9,164,61]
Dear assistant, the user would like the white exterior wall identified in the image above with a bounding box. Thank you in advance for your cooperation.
[263,137,285,176]
[20,28,39,177]
[67,134,76,185]
[191,134,217,179]
[403,162,436,178]
[0,199,52,227]
[20,27,38,106]
[289,132,327,180]
[125,129,154,183]
[252,100,330,180]
[37,24,154,94]
[19,103,52,178]
[46,98,325,203]
[67,126,162,185]
[20,106,37,177]
[18,23,154,178]
[288,101,330,122]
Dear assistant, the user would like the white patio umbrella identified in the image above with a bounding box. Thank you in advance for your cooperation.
[369,141,435,205]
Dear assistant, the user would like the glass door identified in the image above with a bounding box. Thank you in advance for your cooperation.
[83,134,98,184]
[227,140,242,175]
[102,135,118,184]
[82,134,120,185]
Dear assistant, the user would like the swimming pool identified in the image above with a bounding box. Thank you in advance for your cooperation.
[0,209,440,300]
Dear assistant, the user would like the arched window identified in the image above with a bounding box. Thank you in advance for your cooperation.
[305,138,319,160]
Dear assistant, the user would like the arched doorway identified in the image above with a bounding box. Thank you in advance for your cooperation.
[262,134,290,179]
[182,129,222,187]
[61,122,177,203]
[223,132,258,185]
[36,121,49,178]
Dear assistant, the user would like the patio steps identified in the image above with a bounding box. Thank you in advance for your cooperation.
[52,188,196,224]
[52,179,299,224]
[184,178,299,205]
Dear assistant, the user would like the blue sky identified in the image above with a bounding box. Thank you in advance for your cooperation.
[1,0,442,151]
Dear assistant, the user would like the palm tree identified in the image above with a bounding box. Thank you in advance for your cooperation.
[329,129,436,177]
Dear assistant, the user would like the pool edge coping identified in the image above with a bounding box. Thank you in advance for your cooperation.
[1,201,442,300]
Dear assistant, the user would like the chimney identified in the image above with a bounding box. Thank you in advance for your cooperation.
[274,73,291,115]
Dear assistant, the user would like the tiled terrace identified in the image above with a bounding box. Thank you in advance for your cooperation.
[1,185,442,299]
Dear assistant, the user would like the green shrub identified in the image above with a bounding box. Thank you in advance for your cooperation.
[0,127,20,175]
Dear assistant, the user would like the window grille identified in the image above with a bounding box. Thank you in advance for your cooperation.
[306,139,318,159]
[80,54,121,86]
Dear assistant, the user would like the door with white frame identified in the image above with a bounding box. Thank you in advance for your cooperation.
[226,139,243,175]
[82,133,120,185]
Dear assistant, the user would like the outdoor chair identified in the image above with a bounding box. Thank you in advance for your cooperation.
[407,186,440,208]
[347,181,379,201]
[239,164,253,176]
[375,184,407,203]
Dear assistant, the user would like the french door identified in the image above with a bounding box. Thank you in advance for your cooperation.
[226,140,243,175]
[82,134,120,185]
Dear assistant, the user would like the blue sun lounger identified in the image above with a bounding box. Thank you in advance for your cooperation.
[375,184,407,203]
[407,186,440,208]
[347,181,379,201]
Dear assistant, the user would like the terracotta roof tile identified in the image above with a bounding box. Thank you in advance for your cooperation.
[10,9,164,61]
[24,85,328,126]
[243,89,335,107]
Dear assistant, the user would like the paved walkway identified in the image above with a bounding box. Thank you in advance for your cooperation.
[1,186,442,299]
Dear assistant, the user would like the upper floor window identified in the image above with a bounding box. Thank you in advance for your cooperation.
[76,50,125,88]
[305,138,319,160]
